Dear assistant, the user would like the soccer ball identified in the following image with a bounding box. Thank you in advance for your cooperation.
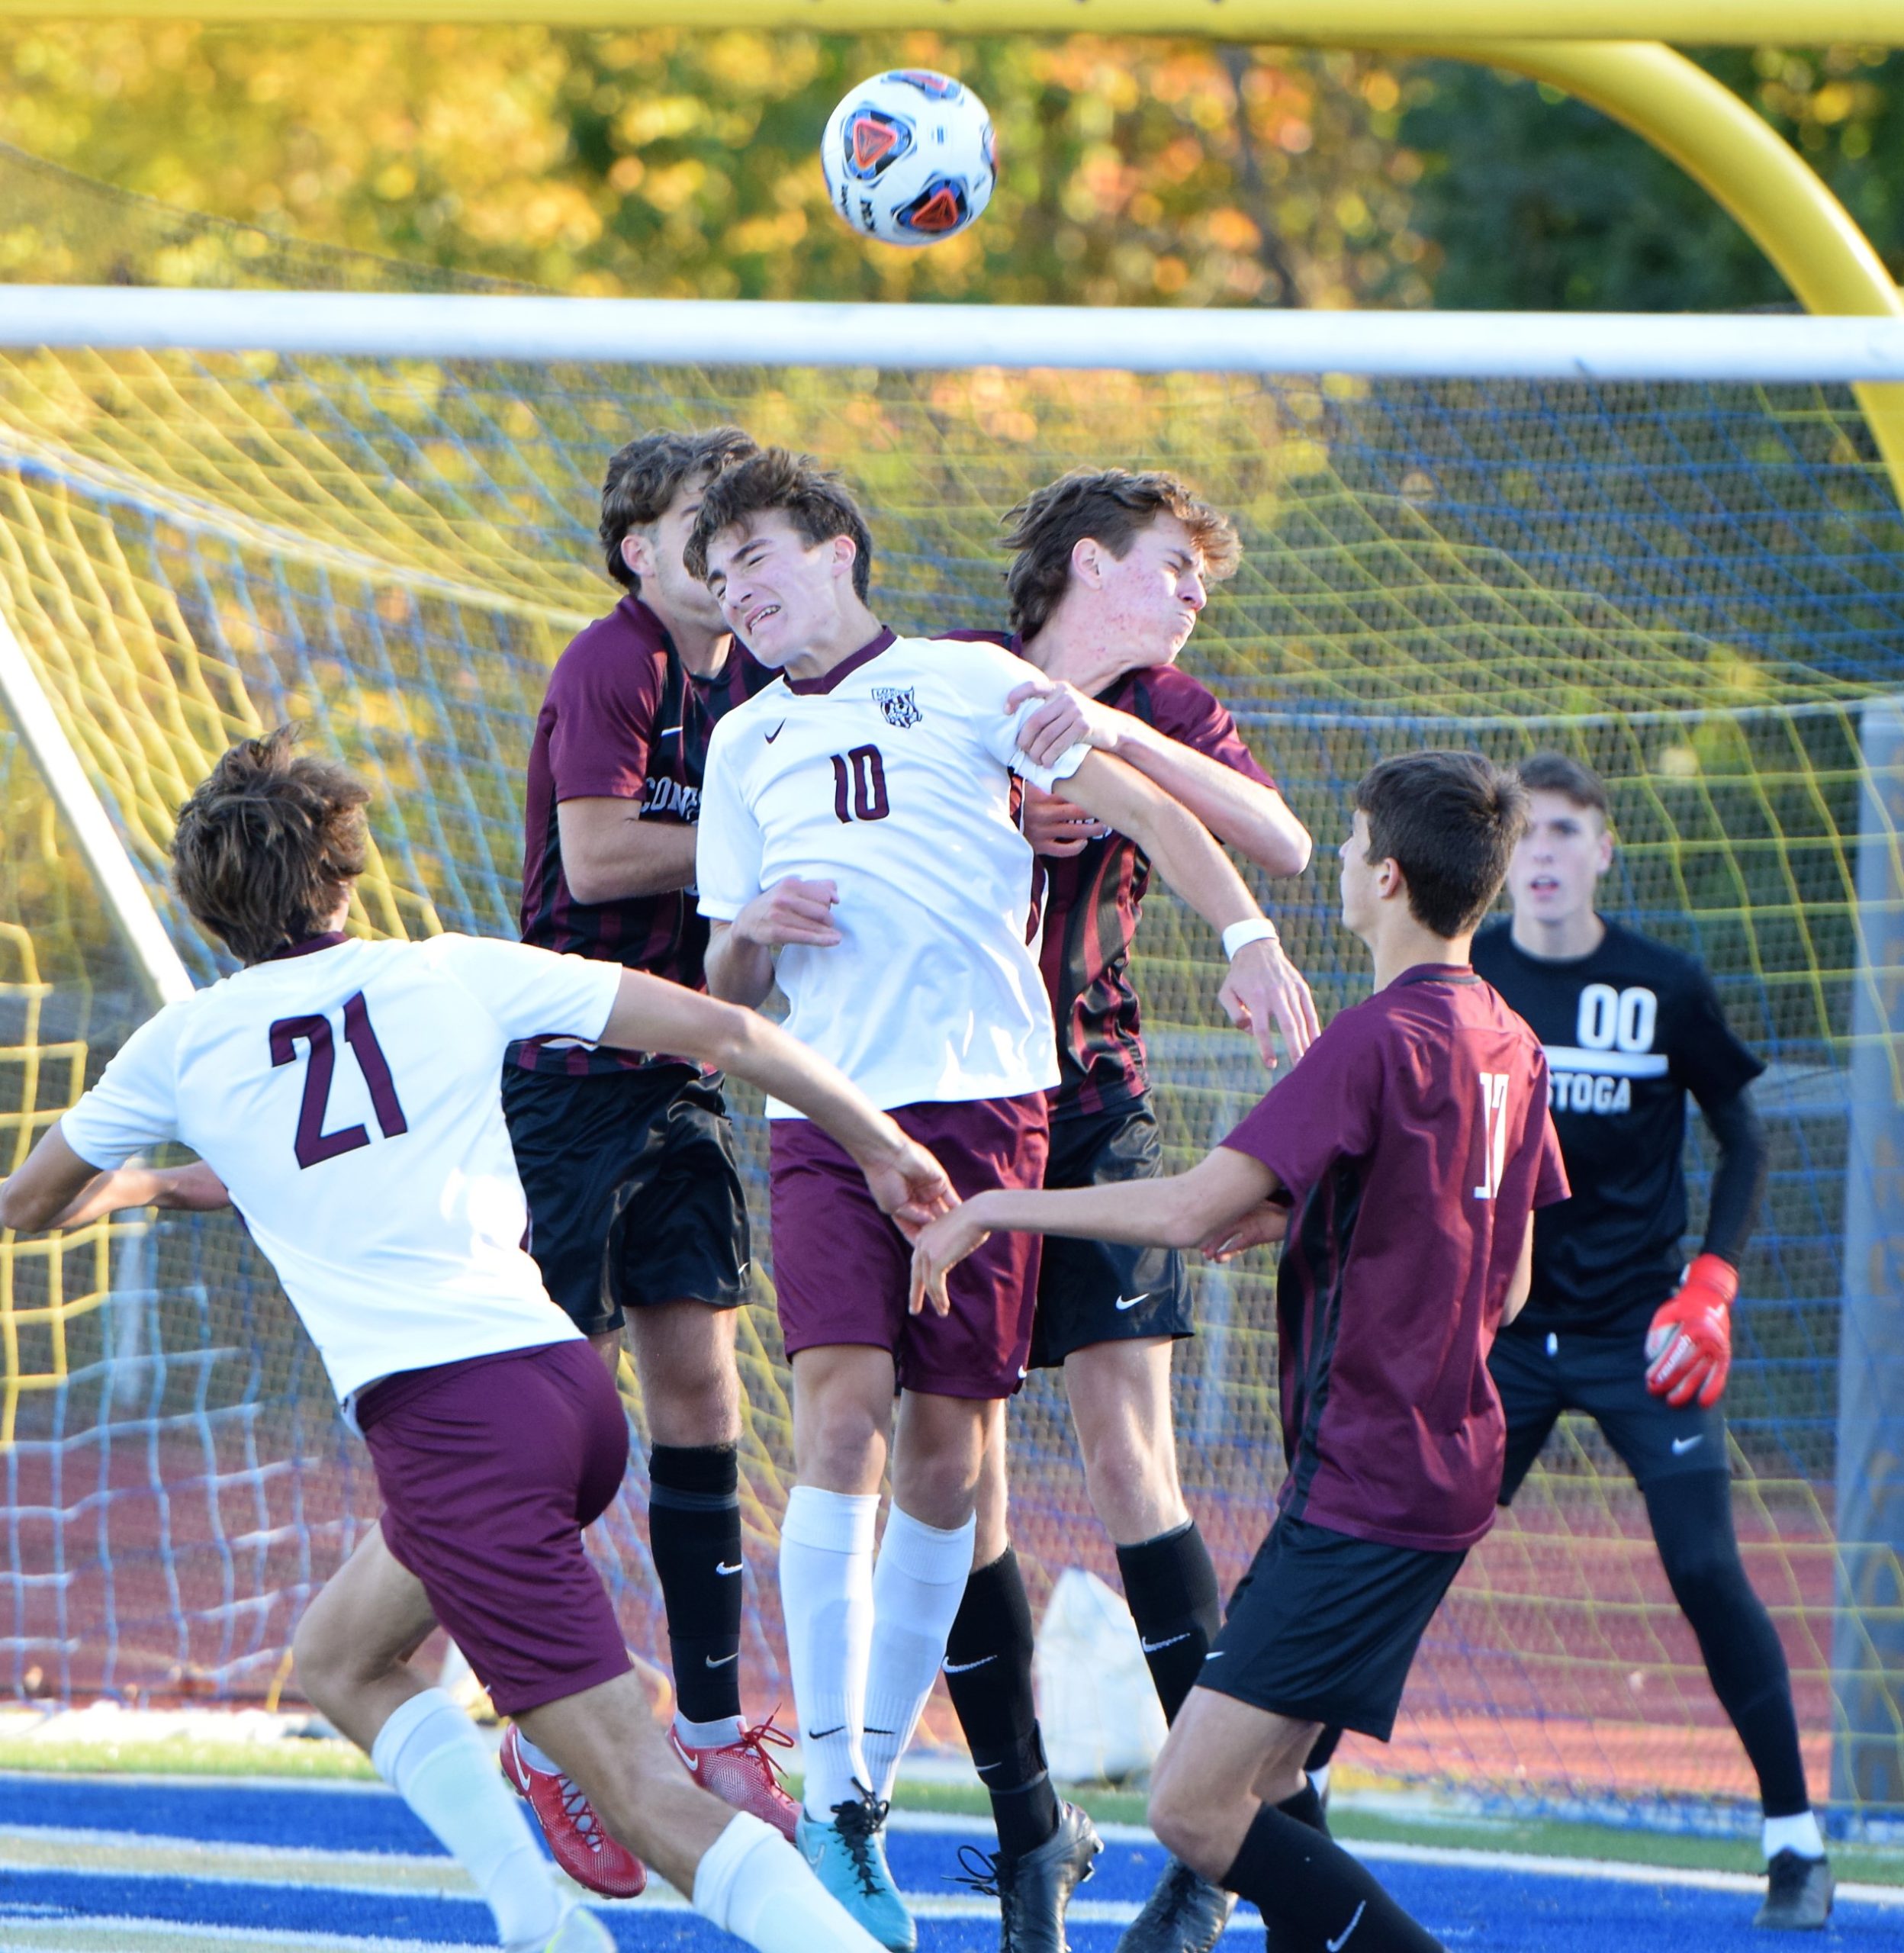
[821,69,996,248]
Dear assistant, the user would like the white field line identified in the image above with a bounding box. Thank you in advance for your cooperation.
[5,1817,1900,1921]
[0,1918,494,1953]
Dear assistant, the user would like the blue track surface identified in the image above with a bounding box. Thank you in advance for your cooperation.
[0,1775,1896,1949]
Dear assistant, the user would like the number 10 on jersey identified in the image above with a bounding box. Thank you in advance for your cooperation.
[831,745,889,824]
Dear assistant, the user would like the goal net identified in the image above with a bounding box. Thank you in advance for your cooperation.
[0,162,1898,1824]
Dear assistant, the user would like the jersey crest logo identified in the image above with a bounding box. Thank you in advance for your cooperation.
[873,685,923,729]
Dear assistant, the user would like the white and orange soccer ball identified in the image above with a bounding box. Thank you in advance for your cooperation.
[820,69,997,248]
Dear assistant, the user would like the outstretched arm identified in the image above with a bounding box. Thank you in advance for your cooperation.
[909,1147,1278,1314]
[1,1133,230,1235]
[1060,750,1320,1065]
[600,968,953,1225]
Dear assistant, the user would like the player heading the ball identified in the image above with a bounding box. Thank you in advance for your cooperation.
[912,751,1568,1953]
[685,448,1316,1952]
[0,728,954,1953]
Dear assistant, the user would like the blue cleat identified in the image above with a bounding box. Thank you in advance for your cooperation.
[796,1788,916,1952]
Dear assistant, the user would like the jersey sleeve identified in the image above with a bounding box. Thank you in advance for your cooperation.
[59,1009,186,1170]
[1666,962,1765,1110]
[427,936,621,1045]
[545,637,664,803]
[694,722,764,923]
[1218,1013,1381,1192]
[1138,668,1278,790]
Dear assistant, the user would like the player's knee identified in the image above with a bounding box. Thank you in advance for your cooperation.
[1081,1440,1176,1538]
[291,1609,351,1715]
[800,1403,887,1491]
[1147,1772,1224,1879]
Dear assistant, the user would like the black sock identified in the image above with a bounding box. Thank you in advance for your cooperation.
[1223,1804,1443,1951]
[945,1546,1060,1861]
[1304,1727,1343,1775]
[1278,1780,1330,1836]
[1645,1475,1811,1818]
[648,1443,744,1727]
[1117,1520,1222,1723]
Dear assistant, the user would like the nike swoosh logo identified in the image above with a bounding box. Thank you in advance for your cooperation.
[1328,1901,1368,1950]
[716,1562,744,1575]
[944,1655,996,1675]
[1116,1291,1154,1311]
[659,726,683,738]
[806,1726,846,1741]
[1671,1435,1705,1455]
[1139,1632,1192,1655]
[765,722,786,743]
[706,1651,739,1668]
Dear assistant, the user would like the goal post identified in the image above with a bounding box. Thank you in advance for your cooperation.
[0,296,1897,1814]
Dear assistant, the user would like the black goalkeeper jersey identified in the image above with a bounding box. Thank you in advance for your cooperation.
[1471,919,1764,1334]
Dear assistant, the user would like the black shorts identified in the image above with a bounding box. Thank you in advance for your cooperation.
[1200,1514,1466,1742]
[500,1062,751,1340]
[1490,1316,1729,1503]
[1028,1103,1193,1369]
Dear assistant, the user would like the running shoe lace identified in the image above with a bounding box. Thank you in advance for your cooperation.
[732,1708,796,1783]
[558,1777,602,1845]
[951,1845,1028,1948]
[831,1791,892,1899]
[950,1843,1002,1899]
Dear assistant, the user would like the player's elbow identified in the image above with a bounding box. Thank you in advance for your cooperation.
[0,1179,56,1234]
[1253,822,1312,879]
[563,861,614,906]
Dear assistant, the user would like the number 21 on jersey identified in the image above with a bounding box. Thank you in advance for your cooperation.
[270,992,408,1170]
[1474,1070,1511,1201]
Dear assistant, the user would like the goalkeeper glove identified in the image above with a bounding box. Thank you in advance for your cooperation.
[1644,1252,1737,1408]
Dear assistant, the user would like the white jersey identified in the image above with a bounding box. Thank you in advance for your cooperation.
[696,630,1088,1115]
[59,934,621,1404]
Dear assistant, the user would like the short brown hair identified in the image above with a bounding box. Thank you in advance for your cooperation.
[1003,468,1242,637]
[1516,750,1610,822]
[684,448,873,600]
[600,426,757,591]
[1353,750,1528,940]
[172,727,371,966]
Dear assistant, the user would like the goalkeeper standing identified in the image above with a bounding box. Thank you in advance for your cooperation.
[1470,751,1830,1931]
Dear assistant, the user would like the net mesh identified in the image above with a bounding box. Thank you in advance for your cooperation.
[0,167,1899,1814]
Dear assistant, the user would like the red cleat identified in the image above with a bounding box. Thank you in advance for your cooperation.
[669,1713,801,1841]
[499,1723,647,1899]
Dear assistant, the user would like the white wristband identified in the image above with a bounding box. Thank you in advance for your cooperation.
[1222,918,1281,960]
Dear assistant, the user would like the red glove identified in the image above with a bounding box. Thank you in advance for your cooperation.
[1644,1253,1738,1408]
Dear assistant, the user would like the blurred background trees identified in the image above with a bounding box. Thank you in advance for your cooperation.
[0,23,1895,312]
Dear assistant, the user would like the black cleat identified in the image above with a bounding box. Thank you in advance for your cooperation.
[1114,1854,1237,1953]
[1754,1851,1834,1930]
[955,1800,1102,1952]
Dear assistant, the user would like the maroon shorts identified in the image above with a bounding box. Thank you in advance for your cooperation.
[768,1094,1049,1399]
[357,1339,632,1717]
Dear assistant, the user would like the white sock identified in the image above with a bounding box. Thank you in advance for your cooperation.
[694,1810,886,1953]
[780,1485,880,1819]
[675,1710,747,1749]
[1310,1764,1333,1800]
[371,1688,564,1952]
[861,1505,976,1800]
[1764,1810,1825,1860]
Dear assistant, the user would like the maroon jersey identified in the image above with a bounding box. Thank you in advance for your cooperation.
[1221,967,1569,1552]
[939,629,1276,1121]
[515,594,771,1075]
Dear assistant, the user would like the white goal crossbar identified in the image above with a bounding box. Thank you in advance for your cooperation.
[7,288,1904,381]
